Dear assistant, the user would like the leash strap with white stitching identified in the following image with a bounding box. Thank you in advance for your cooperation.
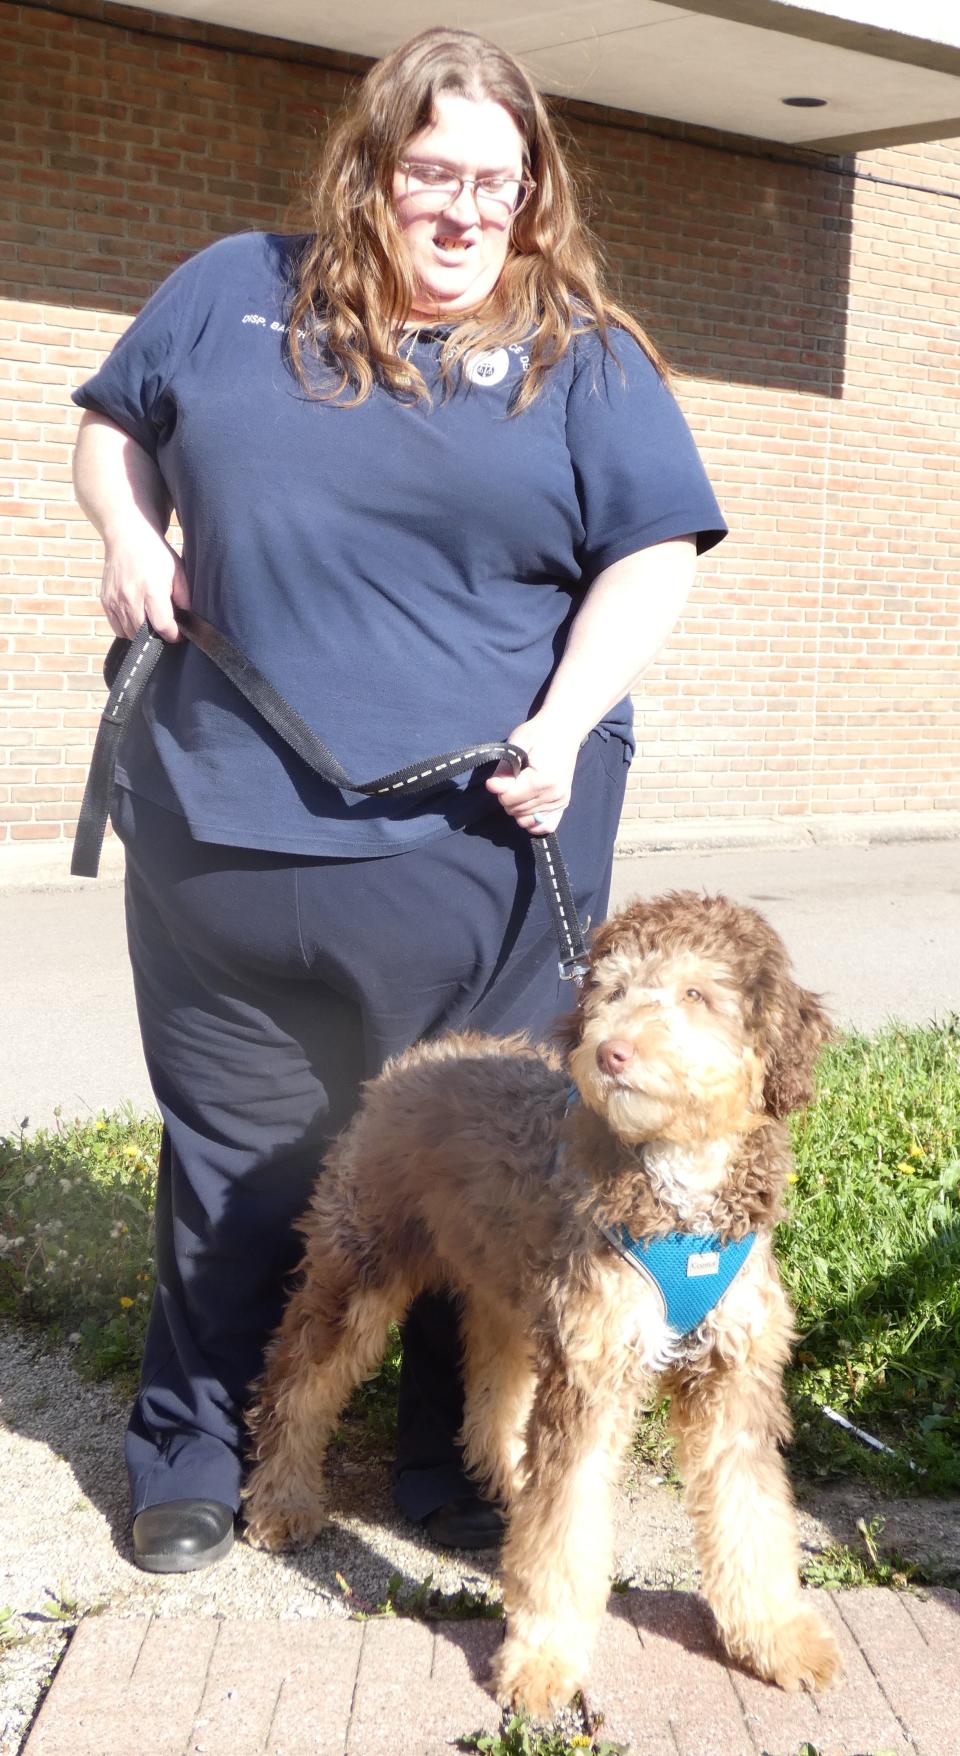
[71,610,591,982]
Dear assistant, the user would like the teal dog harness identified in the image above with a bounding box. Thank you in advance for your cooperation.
[560,1086,756,1339]
[599,1223,756,1339]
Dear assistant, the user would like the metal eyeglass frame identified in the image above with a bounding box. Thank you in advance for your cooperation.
[396,159,537,215]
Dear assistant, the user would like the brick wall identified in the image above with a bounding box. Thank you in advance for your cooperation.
[2,0,958,860]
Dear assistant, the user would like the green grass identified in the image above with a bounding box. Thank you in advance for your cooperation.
[801,1516,927,1591]
[1,1019,958,1492]
[457,1715,624,1754]
[334,1567,504,1622]
[458,1733,866,1756]
[0,1606,22,1651]
[0,1106,402,1437]
[796,1749,899,1756]
[0,1110,159,1386]
[779,1020,960,1492]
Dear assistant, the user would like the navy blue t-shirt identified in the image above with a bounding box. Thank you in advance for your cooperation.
[74,232,726,856]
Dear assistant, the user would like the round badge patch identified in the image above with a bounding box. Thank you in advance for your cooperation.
[467,348,510,387]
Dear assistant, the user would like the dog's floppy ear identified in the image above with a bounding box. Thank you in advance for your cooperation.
[763,983,833,1117]
[551,1004,583,1059]
[552,959,603,1059]
[550,915,619,1059]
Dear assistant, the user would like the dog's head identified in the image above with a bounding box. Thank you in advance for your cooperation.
[561,891,831,1147]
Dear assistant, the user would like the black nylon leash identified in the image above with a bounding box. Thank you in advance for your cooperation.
[72,609,591,983]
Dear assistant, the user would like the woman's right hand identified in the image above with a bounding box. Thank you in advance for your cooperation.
[73,411,189,643]
[101,524,191,643]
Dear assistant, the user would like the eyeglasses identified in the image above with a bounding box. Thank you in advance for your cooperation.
[397,159,536,218]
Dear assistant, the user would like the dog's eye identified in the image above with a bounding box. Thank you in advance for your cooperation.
[684,987,705,1004]
[607,986,626,1005]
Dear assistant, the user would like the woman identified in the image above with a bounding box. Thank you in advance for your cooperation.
[72,26,726,1573]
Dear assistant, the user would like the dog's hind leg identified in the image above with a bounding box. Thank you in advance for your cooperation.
[491,1336,630,1716]
[459,1293,535,1510]
[668,1304,842,1691]
[243,1252,412,1553]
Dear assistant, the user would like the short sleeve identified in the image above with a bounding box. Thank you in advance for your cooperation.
[565,328,727,576]
[71,249,207,458]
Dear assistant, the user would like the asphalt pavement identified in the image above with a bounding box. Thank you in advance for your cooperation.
[2,838,958,1136]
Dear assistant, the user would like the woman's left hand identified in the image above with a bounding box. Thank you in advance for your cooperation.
[485,714,583,835]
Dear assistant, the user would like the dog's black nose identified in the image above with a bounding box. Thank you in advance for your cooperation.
[597,1038,634,1076]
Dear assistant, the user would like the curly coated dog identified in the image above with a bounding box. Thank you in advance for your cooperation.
[243,890,843,1712]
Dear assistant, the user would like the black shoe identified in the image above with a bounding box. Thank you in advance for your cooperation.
[421,1493,505,1551]
[132,1498,235,1574]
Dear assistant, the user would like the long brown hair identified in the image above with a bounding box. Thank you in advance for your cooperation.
[288,27,665,411]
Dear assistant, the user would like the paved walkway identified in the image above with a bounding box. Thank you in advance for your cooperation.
[24,1587,960,1755]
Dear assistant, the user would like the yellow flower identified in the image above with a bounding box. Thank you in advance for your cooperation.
[896,1161,916,1175]
[118,1296,134,1308]
[787,1173,799,1184]
[909,1139,924,1159]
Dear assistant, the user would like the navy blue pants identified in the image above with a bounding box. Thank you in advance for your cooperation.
[112,729,630,1520]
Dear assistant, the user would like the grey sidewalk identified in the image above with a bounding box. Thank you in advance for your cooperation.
[24,1587,960,1756]
[3,836,959,1135]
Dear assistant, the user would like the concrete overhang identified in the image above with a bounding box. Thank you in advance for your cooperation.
[115,0,960,150]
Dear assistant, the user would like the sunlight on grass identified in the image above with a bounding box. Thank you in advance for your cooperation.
[781,1019,960,1491]
[0,1110,159,1385]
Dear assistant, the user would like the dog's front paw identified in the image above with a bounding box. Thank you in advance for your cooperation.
[489,1637,581,1716]
[242,1485,328,1553]
[751,1605,843,1692]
